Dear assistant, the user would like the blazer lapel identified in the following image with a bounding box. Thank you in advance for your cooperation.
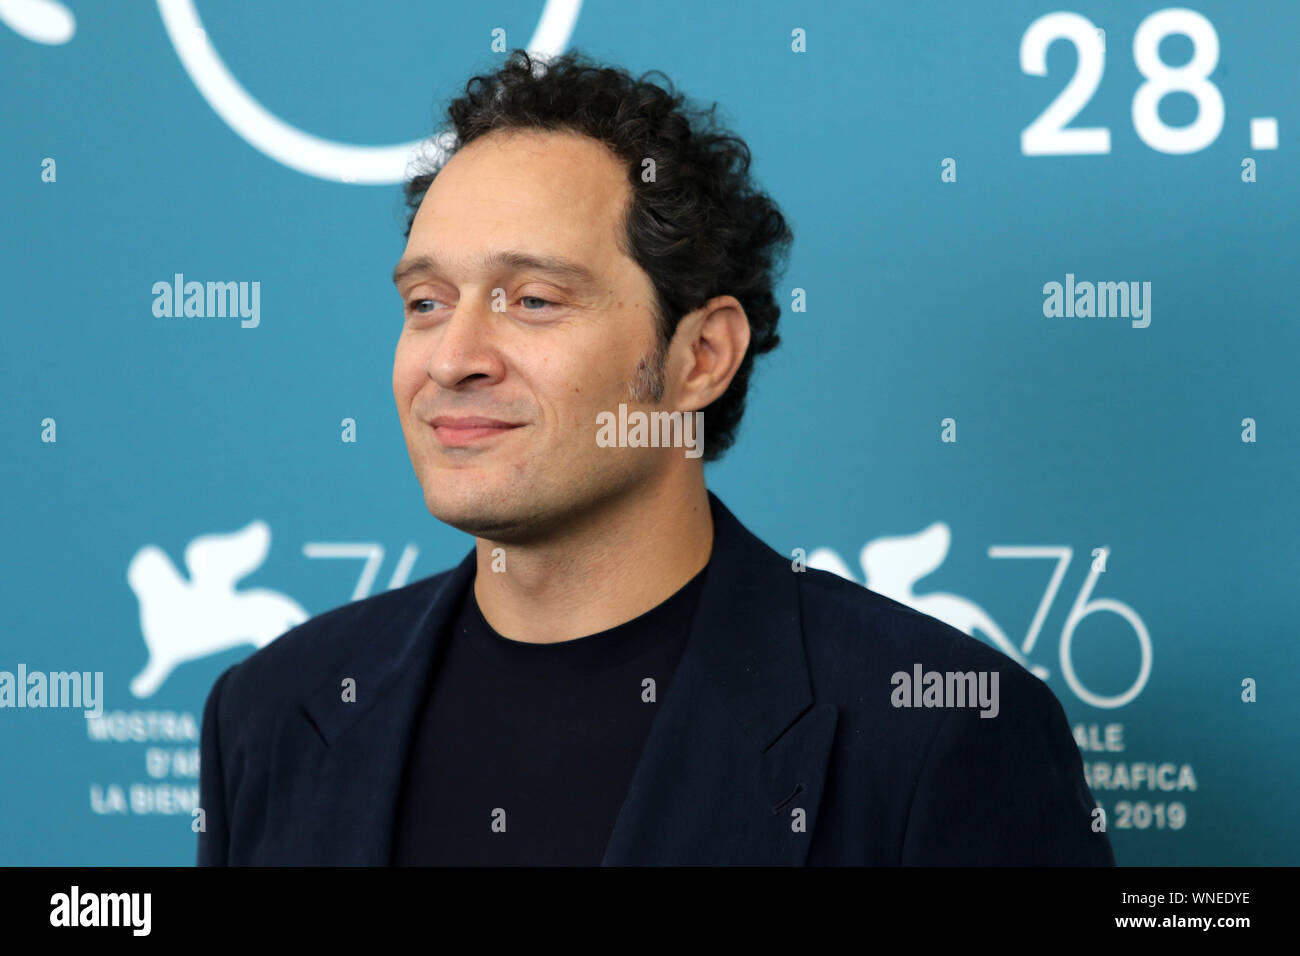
[602,492,839,865]
[261,549,477,865]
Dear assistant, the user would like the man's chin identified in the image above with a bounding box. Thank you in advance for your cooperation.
[416,459,638,542]
[422,484,535,540]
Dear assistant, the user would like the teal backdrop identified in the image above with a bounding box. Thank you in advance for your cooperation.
[2,0,1297,865]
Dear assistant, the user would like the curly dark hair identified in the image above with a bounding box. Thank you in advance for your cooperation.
[400,49,793,462]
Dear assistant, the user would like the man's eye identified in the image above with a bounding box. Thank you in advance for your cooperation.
[520,296,554,311]
[408,298,442,314]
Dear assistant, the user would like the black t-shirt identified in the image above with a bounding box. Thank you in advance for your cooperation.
[390,562,708,865]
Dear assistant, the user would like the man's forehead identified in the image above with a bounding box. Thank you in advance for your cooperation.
[401,139,632,282]
[392,248,603,289]
[420,129,628,219]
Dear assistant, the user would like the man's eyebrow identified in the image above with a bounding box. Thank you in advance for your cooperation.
[391,251,600,289]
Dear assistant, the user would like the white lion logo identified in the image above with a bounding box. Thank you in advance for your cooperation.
[809,523,1047,678]
[127,520,308,697]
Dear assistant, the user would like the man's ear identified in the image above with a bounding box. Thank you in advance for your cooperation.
[672,295,750,411]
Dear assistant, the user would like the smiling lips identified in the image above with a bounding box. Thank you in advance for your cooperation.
[429,415,523,447]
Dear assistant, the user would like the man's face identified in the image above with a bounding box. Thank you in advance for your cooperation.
[392,129,670,542]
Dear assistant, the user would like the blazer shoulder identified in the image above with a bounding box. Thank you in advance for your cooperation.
[213,565,458,716]
[795,565,1045,691]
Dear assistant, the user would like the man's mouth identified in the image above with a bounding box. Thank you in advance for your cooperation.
[429,416,524,447]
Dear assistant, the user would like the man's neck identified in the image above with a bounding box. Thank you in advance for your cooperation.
[470,475,714,643]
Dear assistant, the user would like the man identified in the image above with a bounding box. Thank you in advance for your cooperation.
[197,50,1113,866]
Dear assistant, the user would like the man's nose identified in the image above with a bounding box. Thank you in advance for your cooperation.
[425,292,505,388]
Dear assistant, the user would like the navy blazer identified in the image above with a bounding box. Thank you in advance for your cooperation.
[197,492,1115,866]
